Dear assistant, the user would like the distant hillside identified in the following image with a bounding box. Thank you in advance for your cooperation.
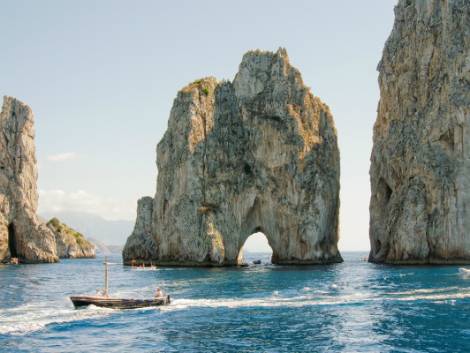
[88,237,123,255]
[40,211,133,246]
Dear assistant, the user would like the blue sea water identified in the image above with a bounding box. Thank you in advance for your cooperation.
[0,251,469,353]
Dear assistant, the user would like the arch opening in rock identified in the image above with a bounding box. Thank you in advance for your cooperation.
[8,223,18,258]
[237,231,273,265]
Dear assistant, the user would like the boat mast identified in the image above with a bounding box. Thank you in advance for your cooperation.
[104,256,109,297]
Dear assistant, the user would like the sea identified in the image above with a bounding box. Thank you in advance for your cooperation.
[0,251,469,353]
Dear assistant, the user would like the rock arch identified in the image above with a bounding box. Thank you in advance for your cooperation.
[236,198,283,265]
[123,49,342,266]
[237,231,273,264]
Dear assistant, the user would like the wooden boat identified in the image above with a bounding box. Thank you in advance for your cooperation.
[70,257,170,309]
[70,295,170,309]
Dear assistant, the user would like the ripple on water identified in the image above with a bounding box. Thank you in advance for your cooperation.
[0,253,469,353]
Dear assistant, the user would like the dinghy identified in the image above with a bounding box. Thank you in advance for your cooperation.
[459,267,470,276]
[70,257,170,309]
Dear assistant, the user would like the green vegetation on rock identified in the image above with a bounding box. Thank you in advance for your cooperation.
[47,217,95,258]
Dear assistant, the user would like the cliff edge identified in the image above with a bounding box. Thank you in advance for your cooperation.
[369,0,470,264]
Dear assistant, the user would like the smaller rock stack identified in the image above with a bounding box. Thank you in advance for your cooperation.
[0,96,58,263]
[122,197,157,264]
[47,218,96,258]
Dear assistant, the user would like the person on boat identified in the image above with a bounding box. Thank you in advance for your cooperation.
[155,287,165,298]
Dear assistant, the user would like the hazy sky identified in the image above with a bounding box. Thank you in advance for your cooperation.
[1,0,397,251]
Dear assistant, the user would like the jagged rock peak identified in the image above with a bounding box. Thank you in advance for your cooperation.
[233,47,304,100]
[369,0,470,264]
[0,96,58,263]
[123,48,341,266]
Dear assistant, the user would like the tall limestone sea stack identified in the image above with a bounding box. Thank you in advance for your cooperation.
[369,0,470,264]
[124,48,342,266]
[0,96,58,263]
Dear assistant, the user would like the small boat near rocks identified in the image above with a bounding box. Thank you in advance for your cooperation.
[458,267,470,277]
[70,257,170,310]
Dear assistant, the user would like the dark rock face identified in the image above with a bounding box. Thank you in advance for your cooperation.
[369,0,470,264]
[122,197,157,263]
[123,49,341,266]
[0,97,58,263]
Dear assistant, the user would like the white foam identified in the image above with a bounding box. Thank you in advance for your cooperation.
[392,291,470,302]
[161,287,470,312]
[0,301,113,335]
[161,292,370,312]
[3,286,469,335]
[387,287,462,296]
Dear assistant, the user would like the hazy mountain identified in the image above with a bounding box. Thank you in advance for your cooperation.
[87,237,123,255]
[40,211,133,246]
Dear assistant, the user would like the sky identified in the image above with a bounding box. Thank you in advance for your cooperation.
[1,0,397,251]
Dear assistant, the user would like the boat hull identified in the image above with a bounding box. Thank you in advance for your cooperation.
[70,295,170,309]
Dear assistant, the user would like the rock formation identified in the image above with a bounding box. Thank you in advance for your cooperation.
[124,48,342,266]
[0,96,58,263]
[369,0,470,263]
[122,197,158,262]
[47,218,95,258]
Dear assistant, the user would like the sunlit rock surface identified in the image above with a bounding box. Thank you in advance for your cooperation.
[369,0,470,264]
[47,218,95,258]
[0,96,58,263]
[124,49,341,266]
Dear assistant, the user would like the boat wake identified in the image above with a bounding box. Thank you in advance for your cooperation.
[163,286,470,312]
[2,286,469,336]
[0,300,113,336]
